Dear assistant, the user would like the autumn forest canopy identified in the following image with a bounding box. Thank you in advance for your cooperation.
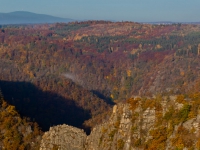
[0,21,200,134]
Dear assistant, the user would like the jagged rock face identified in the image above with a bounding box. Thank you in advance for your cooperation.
[40,96,200,150]
[86,102,156,150]
[40,124,87,150]
[86,104,133,150]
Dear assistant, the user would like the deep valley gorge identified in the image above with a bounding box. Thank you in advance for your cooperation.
[0,21,200,149]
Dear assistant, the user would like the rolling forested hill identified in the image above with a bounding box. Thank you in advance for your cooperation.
[0,21,200,133]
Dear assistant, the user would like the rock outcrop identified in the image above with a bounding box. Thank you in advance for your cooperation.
[40,96,200,150]
[40,124,87,150]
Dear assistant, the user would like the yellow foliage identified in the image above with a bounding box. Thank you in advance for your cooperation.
[6,105,18,116]
[110,94,114,99]
[167,122,174,137]
[139,44,142,49]
[126,70,131,77]
[2,100,8,108]
[29,71,35,78]
[173,138,184,149]
[101,127,108,133]
[141,99,155,110]
[127,97,140,111]
[188,111,196,119]
[19,144,26,150]
[117,139,124,149]
[131,49,138,54]
[156,44,162,49]
[0,99,42,149]
[196,138,200,149]
[176,95,186,104]
[171,126,195,149]
[180,71,185,76]
[134,138,142,147]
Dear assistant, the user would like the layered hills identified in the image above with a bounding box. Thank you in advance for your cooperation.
[0,21,200,149]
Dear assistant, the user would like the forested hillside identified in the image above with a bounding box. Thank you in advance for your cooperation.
[0,91,42,149]
[0,21,200,132]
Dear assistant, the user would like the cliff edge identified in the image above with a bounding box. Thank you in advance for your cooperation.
[40,95,200,150]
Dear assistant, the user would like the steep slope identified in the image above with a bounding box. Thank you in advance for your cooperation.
[40,94,200,150]
[0,79,111,133]
[0,92,42,149]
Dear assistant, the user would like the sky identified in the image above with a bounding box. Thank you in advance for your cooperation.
[0,0,200,22]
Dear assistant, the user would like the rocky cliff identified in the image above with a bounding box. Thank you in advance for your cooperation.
[40,125,87,150]
[40,95,200,150]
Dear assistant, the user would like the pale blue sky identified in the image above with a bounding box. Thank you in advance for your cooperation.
[0,0,200,22]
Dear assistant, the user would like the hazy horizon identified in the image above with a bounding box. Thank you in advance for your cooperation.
[0,0,200,22]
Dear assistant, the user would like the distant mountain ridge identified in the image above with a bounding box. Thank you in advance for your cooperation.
[142,21,200,25]
[0,11,74,24]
